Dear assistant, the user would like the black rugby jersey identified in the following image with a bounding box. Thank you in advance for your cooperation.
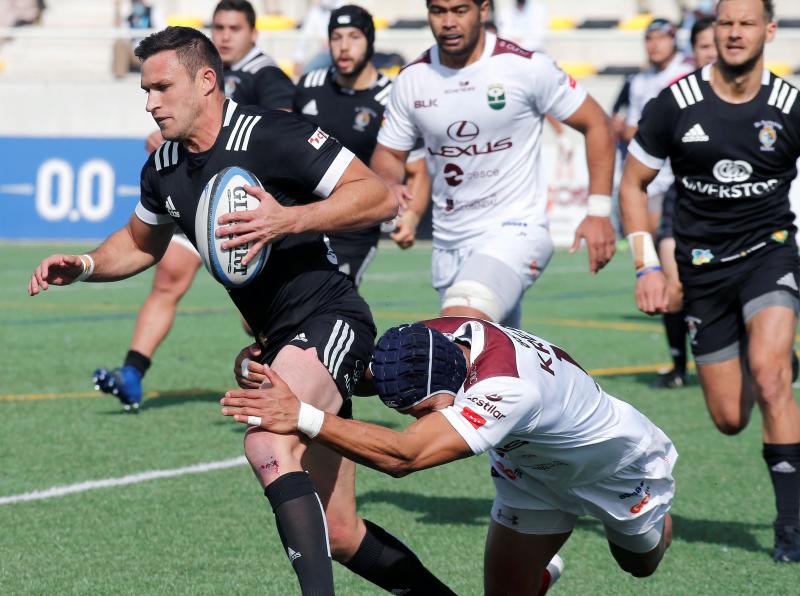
[293,68,392,249]
[135,100,371,342]
[631,65,800,275]
[225,47,295,110]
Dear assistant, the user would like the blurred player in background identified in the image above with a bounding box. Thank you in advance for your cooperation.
[623,18,694,389]
[292,4,429,287]
[372,0,616,329]
[93,0,295,412]
[620,0,800,562]
[651,15,717,390]
[30,26,454,594]
[224,318,676,592]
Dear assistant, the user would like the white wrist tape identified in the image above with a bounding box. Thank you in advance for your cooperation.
[626,231,661,272]
[586,194,612,218]
[297,402,325,439]
[75,254,95,282]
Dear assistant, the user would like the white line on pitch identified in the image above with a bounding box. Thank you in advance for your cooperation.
[0,456,248,505]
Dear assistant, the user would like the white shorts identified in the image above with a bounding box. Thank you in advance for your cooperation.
[431,225,554,327]
[171,231,200,258]
[490,433,677,553]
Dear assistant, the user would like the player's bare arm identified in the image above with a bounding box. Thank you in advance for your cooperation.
[28,216,173,296]
[619,154,668,315]
[218,157,396,264]
[561,96,617,273]
[370,143,415,207]
[221,367,473,476]
[391,157,431,249]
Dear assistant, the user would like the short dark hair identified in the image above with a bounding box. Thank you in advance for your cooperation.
[426,0,485,6]
[135,26,224,91]
[213,0,256,30]
[690,16,715,48]
[717,0,775,22]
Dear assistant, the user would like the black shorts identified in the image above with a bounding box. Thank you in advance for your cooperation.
[331,241,378,288]
[259,312,375,417]
[680,243,800,364]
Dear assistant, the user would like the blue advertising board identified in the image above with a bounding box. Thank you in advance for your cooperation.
[0,137,145,239]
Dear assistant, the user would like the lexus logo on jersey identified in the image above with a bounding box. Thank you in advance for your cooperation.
[444,163,464,187]
[446,120,480,142]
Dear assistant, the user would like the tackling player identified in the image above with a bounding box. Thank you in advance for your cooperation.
[620,0,800,562]
[293,4,429,287]
[93,0,296,412]
[223,318,677,592]
[371,0,617,329]
[29,27,453,595]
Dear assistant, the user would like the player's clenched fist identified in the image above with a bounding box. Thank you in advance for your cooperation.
[635,269,669,315]
[233,342,268,389]
[28,254,88,296]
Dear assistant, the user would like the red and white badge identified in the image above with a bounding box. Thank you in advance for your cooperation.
[307,127,329,150]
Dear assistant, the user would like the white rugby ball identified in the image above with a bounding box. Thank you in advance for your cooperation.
[195,166,270,288]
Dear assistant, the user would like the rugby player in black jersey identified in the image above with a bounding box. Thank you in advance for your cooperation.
[92,0,296,412]
[28,27,454,594]
[620,0,800,562]
[293,4,429,287]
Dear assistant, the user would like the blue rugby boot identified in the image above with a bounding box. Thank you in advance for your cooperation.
[92,365,143,413]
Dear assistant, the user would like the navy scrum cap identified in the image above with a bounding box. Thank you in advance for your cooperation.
[329,4,375,59]
[372,323,468,411]
[646,18,677,37]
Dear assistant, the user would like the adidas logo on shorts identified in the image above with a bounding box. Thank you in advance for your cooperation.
[682,124,710,143]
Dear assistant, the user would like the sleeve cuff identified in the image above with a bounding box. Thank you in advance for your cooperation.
[135,202,173,225]
[627,139,666,171]
[549,86,588,121]
[313,148,355,198]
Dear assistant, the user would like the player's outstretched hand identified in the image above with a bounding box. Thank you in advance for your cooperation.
[221,367,302,435]
[233,342,267,389]
[28,254,85,296]
[216,184,291,266]
[635,269,669,315]
[390,210,420,250]
[571,215,616,274]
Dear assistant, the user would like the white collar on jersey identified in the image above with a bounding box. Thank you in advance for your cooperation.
[431,31,497,71]
[223,100,238,126]
[230,46,262,72]
[447,320,486,368]
[701,62,771,85]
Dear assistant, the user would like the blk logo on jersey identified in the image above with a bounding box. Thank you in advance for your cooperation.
[754,120,782,152]
[414,99,438,109]
[307,127,329,150]
[487,84,506,110]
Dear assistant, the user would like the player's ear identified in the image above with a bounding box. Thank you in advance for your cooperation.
[765,20,777,44]
[200,66,218,96]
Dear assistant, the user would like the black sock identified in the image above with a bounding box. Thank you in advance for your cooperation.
[763,443,800,529]
[662,312,687,373]
[124,350,151,378]
[343,519,455,595]
[264,472,335,596]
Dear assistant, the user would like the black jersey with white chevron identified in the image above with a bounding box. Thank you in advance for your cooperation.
[135,100,372,342]
[293,68,392,249]
[225,47,295,110]
[631,65,800,275]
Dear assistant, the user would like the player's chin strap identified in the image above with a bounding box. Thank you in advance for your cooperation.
[626,231,662,278]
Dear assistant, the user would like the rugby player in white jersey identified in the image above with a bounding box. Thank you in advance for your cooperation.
[371,0,617,328]
[223,317,676,592]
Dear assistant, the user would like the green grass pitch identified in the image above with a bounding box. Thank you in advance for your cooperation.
[1,241,797,594]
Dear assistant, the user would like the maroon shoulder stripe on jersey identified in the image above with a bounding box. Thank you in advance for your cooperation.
[492,37,534,59]
[400,49,432,73]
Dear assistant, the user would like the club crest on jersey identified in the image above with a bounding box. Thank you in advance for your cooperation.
[224,76,239,98]
[353,107,376,132]
[754,120,782,152]
[307,127,329,150]
[691,248,714,266]
[771,230,789,244]
[487,84,506,110]
[685,316,702,345]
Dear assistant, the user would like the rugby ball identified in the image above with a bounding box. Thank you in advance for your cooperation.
[195,166,270,288]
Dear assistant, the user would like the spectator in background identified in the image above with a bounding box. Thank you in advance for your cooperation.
[292,0,344,75]
[0,0,45,26]
[113,0,164,78]
[496,0,548,52]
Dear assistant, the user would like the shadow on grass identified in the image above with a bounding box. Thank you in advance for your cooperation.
[96,390,224,415]
[577,514,770,556]
[601,371,697,390]
[358,490,491,525]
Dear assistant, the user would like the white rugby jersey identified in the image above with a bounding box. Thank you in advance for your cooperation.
[423,317,667,489]
[378,33,587,249]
